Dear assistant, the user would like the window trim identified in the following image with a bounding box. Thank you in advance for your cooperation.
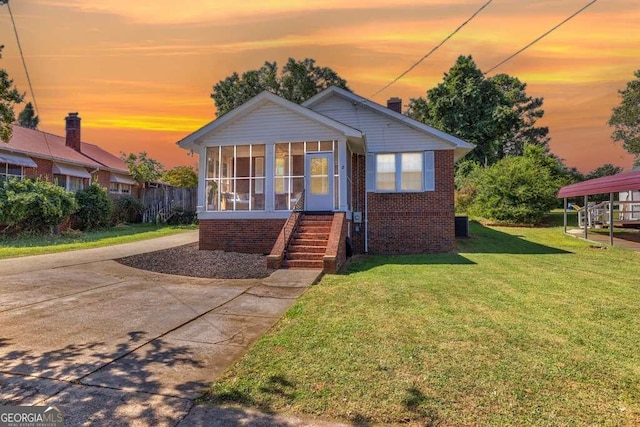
[370,151,435,193]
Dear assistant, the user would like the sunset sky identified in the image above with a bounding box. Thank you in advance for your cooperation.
[1,0,638,172]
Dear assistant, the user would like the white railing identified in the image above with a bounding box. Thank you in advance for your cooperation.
[577,200,640,228]
[142,202,167,224]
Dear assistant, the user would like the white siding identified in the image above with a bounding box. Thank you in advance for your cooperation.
[310,95,454,153]
[203,102,343,145]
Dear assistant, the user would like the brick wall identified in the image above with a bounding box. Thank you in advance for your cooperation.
[350,154,366,253]
[93,170,111,188]
[25,158,53,180]
[351,150,455,254]
[324,212,347,273]
[199,218,286,254]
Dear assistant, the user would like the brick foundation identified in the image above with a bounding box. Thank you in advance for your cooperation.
[199,218,285,254]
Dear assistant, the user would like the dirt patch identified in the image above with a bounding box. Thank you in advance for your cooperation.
[116,243,274,279]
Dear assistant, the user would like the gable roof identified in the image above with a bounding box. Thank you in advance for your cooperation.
[177,90,363,150]
[3,125,127,172]
[302,86,475,151]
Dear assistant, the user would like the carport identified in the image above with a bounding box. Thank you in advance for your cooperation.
[558,169,640,246]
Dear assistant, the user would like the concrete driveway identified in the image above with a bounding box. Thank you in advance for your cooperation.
[0,231,326,426]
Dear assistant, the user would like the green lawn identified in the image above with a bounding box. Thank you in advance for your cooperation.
[206,214,639,426]
[0,224,196,259]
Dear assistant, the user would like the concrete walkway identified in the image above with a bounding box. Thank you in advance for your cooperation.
[0,231,338,426]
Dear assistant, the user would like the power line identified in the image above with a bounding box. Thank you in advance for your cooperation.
[484,0,597,75]
[3,0,40,117]
[371,0,494,98]
[2,0,54,160]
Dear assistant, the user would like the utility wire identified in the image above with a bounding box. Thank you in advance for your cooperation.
[371,0,494,98]
[4,0,40,116]
[484,0,597,74]
[2,0,53,159]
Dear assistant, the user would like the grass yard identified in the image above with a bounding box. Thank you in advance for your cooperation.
[206,215,639,426]
[0,224,196,259]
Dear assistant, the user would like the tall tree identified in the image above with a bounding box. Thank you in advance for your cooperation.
[407,55,548,165]
[608,70,640,165]
[121,152,165,187]
[211,58,349,116]
[0,45,24,143]
[586,163,624,180]
[17,101,38,129]
[163,166,197,188]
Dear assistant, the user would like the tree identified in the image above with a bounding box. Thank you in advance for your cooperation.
[608,70,640,165]
[0,45,24,143]
[586,163,624,180]
[121,152,165,186]
[468,144,562,224]
[211,58,349,116]
[407,55,548,165]
[17,102,38,129]
[163,165,197,187]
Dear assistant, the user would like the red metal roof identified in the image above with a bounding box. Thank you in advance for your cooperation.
[3,125,127,172]
[558,169,640,198]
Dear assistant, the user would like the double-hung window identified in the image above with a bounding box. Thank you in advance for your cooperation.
[0,162,23,182]
[370,151,435,192]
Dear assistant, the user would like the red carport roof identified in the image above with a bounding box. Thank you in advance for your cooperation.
[558,169,640,198]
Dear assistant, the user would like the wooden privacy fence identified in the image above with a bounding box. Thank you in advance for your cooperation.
[140,186,197,223]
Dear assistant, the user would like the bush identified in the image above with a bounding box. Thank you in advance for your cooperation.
[0,178,77,234]
[166,207,197,225]
[112,196,144,224]
[454,160,483,213]
[73,183,113,230]
[468,154,560,224]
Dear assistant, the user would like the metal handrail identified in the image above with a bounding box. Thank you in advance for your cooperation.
[282,190,305,257]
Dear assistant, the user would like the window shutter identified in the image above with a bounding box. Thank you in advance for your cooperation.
[424,151,435,191]
[366,154,375,192]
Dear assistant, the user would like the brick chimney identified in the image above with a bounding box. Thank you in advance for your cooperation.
[387,97,402,114]
[65,112,81,152]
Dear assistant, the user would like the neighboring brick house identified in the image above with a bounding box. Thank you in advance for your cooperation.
[178,87,473,271]
[0,113,137,195]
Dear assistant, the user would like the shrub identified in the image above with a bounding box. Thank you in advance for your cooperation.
[112,196,144,224]
[468,154,560,224]
[73,183,113,230]
[0,178,77,234]
[454,160,483,214]
[166,207,197,225]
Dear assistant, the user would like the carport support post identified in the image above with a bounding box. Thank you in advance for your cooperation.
[609,192,614,246]
[584,195,588,240]
[563,198,567,233]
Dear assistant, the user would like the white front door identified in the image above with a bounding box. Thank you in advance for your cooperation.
[305,152,334,211]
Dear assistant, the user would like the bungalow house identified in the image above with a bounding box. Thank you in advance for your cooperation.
[1,113,137,195]
[178,86,474,272]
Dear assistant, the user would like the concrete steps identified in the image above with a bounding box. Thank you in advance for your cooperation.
[282,214,333,270]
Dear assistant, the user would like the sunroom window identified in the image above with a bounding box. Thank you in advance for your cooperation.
[206,144,265,211]
[274,140,339,210]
